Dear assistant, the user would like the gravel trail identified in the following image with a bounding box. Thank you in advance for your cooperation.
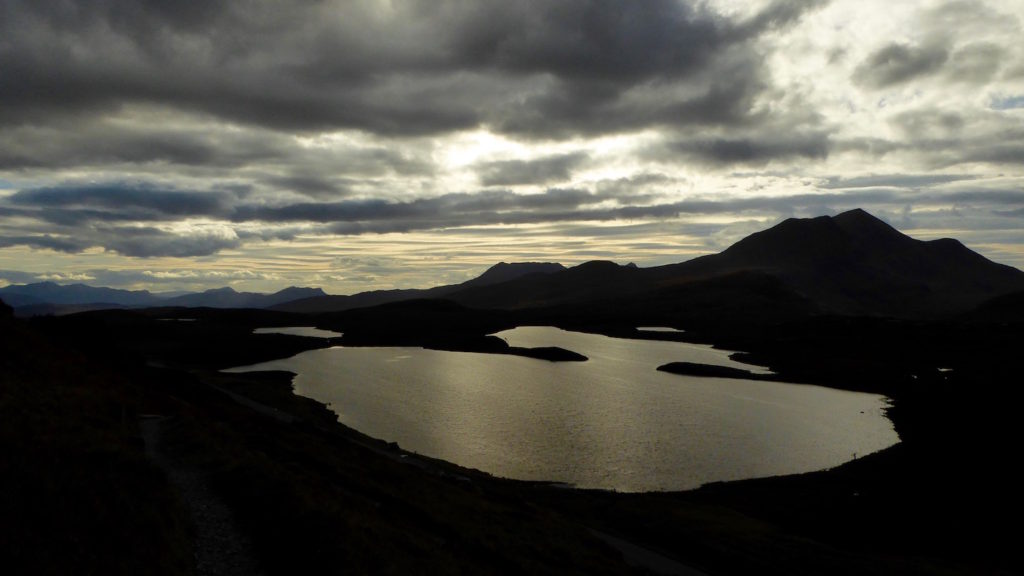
[140,415,265,576]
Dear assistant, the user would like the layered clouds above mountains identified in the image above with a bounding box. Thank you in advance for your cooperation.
[1,0,1022,291]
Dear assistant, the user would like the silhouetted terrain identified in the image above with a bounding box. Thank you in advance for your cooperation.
[0,282,324,316]
[274,261,566,313]
[10,210,1020,322]
[0,281,164,307]
[162,286,326,309]
[278,209,1024,321]
[964,288,1024,323]
[437,209,1024,319]
[0,300,193,576]
[3,209,1023,574]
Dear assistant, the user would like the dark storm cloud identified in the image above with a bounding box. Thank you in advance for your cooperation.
[5,177,1024,258]
[477,153,588,186]
[263,175,350,199]
[98,226,240,258]
[0,0,823,142]
[231,188,905,234]
[841,107,1024,170]
[853,43,949,88]
[231,189,605,224]
[822,174,977,189]
[593,173,676,202]
[0,234,87,253]
[652,132,831,166]
[0,117,435,190]
[0,122,284,170]
[230,183,1024,237]
[9,184,233,220]
[0,224,238,258]
[0,269,46,284]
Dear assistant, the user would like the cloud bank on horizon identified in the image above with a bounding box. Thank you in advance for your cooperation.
[1,0,1023,292]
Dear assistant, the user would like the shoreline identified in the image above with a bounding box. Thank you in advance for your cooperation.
[11,306,1018,574]
[211,363,898,496]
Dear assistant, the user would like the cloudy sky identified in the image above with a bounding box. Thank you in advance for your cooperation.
[1,0,1023,293]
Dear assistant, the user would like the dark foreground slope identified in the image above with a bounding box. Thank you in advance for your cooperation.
[0,301,193,576]
[2,303,641,575]
[6,298,1021,575]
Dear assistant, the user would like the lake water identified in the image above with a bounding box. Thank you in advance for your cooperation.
[228,327,898,491]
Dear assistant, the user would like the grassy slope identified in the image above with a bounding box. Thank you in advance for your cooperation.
[0,313,193,576]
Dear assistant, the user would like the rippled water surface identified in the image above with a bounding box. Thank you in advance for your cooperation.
[229,327,898,491]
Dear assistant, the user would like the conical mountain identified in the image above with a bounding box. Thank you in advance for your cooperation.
[669,209,1024,316]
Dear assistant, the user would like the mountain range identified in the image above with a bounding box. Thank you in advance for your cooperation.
[4,209,1023,319]
[0,283,325,316]
[279,209,1024,320]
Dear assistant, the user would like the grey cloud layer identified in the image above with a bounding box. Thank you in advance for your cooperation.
[478,153,589,186]
[5,177,1024,257]
[0,0,1022,270]
[0,0,821,141]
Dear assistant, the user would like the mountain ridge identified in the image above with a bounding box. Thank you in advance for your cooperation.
[438,209,1024,318]
[5,209,1023,319]
[0,282,327,315]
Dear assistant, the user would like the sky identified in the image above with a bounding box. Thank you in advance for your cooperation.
[1,0,1023,294]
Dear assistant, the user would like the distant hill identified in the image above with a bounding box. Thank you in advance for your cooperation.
[273,262,566,313]
[459,262,566,289]
[162,286,326,309]
[0,282,163,307]
[964,289,1024,324]
[0,282,327,315]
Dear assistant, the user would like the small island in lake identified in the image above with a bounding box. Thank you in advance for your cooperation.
[657,361,765,380]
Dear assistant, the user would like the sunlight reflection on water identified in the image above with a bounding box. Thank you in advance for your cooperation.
[229,327,898,491]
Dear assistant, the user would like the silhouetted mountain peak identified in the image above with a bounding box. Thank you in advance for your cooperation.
[271,208,1024,318]
[698,208,1024,316]
[561,260,639,283]
[573,260,623,272]
[465,262,565,288]
[272,286,326,298]
[722,210,915,267]
[832,208,908,245]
